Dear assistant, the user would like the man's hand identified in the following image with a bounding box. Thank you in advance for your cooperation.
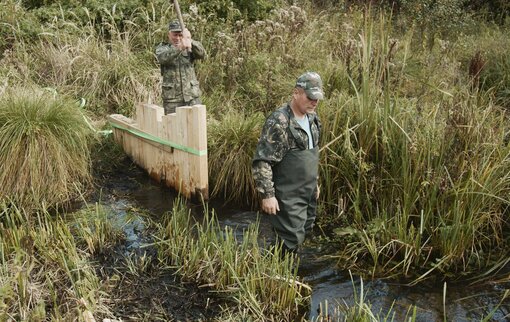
[262,197,280,215]
[182,28,192,50]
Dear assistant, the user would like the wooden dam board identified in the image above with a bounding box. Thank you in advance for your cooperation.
[108,103,208,201]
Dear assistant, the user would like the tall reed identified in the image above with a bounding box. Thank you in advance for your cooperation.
[319,13,510,280]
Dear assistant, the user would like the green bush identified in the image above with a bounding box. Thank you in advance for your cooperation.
[193,0,279,21]
[0,1,43,55]
[467,0,510,23]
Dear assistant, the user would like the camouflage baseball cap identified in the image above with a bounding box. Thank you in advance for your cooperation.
[295,72,324,100]
[168,20,182,32]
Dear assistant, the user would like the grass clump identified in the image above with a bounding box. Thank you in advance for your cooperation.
[208,110,265,206]
[0,204,111,320]
[154,199,310,321]
[0,87,93,211]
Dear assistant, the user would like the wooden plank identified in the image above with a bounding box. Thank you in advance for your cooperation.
[162,113,177,189]
[187,105,208,201]
[138,103,148,169]
[144,105,158,180]
[133,103,145,164]
[154,105,165,182]
[176,106,191,198]
[156,109,165,184]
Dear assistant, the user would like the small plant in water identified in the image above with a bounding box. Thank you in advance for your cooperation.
[69,202,125,255]
[154,198,311,320]
[0,203,111,320]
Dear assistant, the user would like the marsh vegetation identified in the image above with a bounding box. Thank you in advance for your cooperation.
[1,0,509,320]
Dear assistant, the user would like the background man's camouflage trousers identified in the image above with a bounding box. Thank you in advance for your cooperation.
[163,98,202,114]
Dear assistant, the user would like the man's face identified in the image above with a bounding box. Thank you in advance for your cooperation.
[168,31,183,46]
[293,88,319,116]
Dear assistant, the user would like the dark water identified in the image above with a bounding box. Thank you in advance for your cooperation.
[91,163,510,321]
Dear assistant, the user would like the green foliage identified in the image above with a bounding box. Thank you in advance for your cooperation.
[192,0,279,21]
[479,47,510,108]
[397,0,473,46]
[467,0,510,23]
[0,88,93,211]
[200,5,310,116]
[452,24,510,108]
[70,203,126,255]
[319,15,510,280]
[24,0,156,28]
[1,0,510,283]
[0,206,110,319]
[155,199,309,320]
[0,1,42,54]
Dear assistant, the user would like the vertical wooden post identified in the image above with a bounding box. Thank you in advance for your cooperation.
[175,106,190,193]
[187,104,208,200]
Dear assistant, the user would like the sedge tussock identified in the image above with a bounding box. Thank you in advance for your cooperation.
[0,87,93,211]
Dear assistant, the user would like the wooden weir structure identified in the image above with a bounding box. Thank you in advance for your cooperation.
[107,103,208,201]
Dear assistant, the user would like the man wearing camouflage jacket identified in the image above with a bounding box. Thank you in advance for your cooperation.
[155,20,206,114]
[252,72,323,253]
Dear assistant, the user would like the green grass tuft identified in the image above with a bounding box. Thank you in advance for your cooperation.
[0,87,93,211]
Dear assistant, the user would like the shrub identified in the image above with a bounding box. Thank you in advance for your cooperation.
[0,1,42,55]
[467,0,510,23]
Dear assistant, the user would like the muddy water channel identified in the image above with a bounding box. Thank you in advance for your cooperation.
[89,162,509,321]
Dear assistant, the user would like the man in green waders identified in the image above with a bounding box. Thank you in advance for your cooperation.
[252,72,323,254]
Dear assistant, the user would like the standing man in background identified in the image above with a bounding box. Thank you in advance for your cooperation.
[155,20,206,114]
[252,72,324,254]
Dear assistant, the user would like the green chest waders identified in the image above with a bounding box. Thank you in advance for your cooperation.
[270,147,318,250]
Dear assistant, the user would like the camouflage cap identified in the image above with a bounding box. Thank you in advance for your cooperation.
[295,72,324,100]
[168,20,182,32]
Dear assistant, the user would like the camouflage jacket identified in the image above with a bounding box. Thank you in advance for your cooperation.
[155,40,206,103]
[252,103,321,199]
